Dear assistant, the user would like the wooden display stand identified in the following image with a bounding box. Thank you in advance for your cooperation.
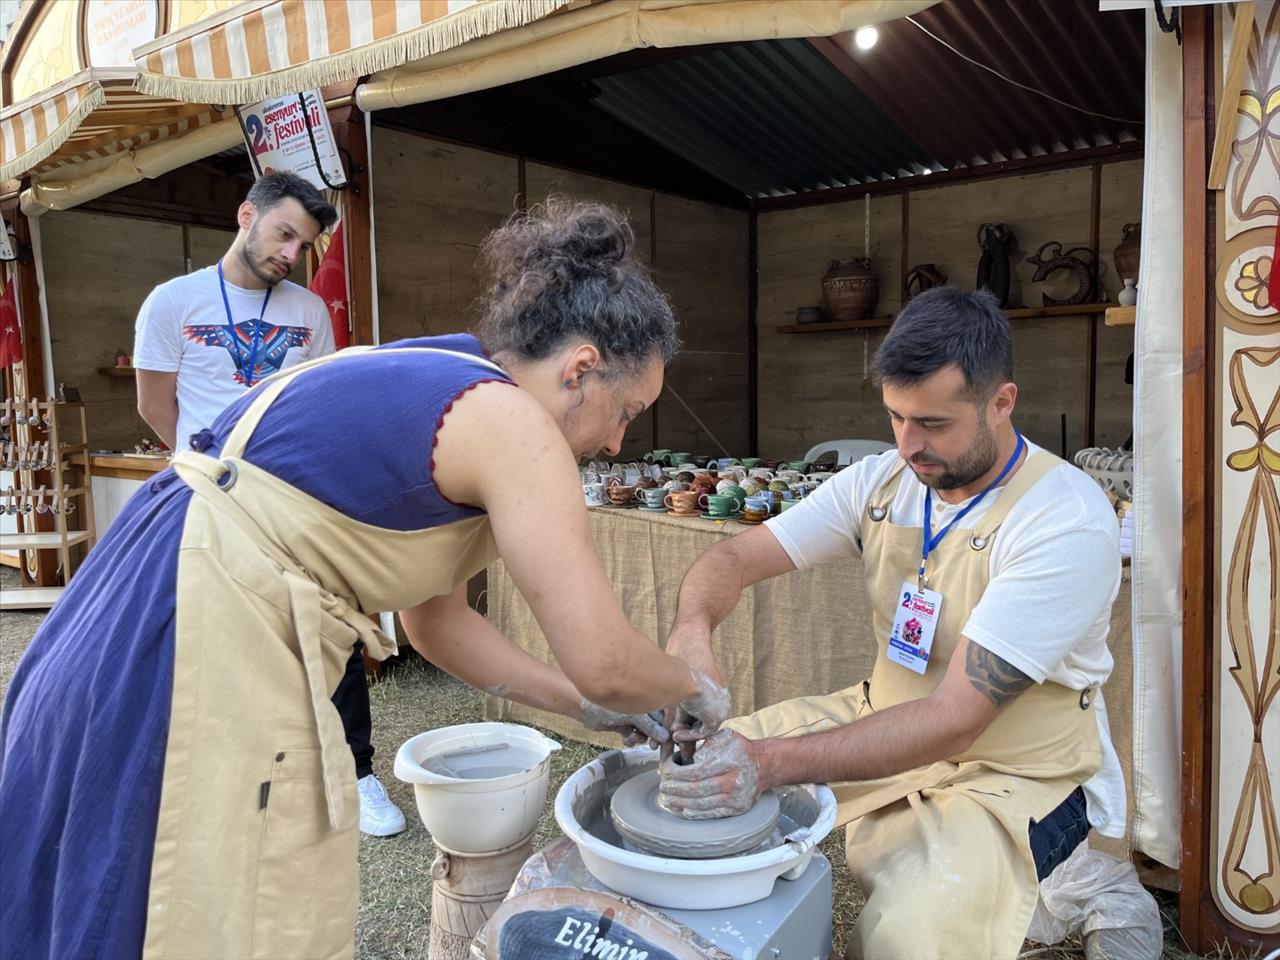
[1,399,97,608]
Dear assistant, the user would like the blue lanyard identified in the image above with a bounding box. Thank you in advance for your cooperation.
[217,261,272,387]
[919,430,1025,589]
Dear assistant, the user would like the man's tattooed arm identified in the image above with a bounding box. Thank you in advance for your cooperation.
[964,642,1034,707]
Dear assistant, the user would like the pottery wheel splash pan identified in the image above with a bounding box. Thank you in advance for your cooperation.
[609,770,780,859]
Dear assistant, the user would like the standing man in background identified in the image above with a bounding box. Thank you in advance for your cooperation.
[133,171,406,837]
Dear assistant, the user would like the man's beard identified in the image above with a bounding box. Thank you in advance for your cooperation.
[910,416,1000,491]
[239,225,284,287]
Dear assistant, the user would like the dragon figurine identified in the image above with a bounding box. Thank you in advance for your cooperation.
[1025,241,1097,307]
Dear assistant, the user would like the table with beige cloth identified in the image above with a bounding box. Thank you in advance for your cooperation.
[484,506,1136,854]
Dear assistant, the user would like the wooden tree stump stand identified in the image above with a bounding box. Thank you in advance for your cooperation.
[428,835,536,959]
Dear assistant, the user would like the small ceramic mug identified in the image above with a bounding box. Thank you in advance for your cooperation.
[606,484,636,505]
[665,490,700,514]
[637,487,667,508]
[583,482,606,506]
[718,484,747,511]
[699,493,736,517]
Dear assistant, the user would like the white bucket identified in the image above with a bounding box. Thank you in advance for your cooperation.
[555,748,837,909]
[394,722,561,854]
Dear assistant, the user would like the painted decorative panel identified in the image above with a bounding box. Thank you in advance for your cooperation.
[1214,1,1280,937]
[8,1,81,102]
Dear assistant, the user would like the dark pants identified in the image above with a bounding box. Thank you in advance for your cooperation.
[333,645,374,780]
[1029,786,1091,881]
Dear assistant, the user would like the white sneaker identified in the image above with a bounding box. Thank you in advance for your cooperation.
[357,774,406,837]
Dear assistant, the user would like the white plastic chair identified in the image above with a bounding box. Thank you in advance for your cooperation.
[803,439,893,467]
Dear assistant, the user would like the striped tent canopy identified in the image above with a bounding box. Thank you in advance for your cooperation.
[0,68,228,184]
[132,0,578,105]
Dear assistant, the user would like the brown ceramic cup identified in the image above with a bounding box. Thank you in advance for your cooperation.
[606,485,636,505]
[665,490,700,514]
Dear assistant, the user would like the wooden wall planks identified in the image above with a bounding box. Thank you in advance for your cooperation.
[40,211,186,449]
[653,194,749,458]
[371,131,751,461]
[372,128,519,343]
[757,194,903,456]
[755,161,1142,457]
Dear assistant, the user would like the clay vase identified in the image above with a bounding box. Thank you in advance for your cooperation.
[821,258,878,323]
[1113,223,1141,282]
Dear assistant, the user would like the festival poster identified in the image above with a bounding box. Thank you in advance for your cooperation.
[235,91,347,192]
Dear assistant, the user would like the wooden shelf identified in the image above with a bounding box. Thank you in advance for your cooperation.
[97,366,137,378]
[1105,306,1136,327]
[0,586,65,609]
[1004,303,1112,319]
[776,302,1115,334]
[1,530,92,550]
[777,316,894,334]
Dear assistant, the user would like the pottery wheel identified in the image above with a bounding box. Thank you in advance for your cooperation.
[608,770,780,859]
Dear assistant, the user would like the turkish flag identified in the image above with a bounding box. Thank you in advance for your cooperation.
[310,222,349,349]
[0,278,22,367]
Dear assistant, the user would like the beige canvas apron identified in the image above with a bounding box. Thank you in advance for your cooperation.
[142,348,507,960]
[728,451,1103,959]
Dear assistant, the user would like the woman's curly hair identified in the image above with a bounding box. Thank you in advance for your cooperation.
[474,197,680,376]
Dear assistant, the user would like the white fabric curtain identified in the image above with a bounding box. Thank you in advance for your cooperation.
[1128,11,1184,868]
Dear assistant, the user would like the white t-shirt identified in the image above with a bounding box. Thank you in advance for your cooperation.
[766,442,1127,837]
[133,265,335,449]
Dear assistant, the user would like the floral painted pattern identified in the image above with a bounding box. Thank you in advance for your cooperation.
[1235,254,1275,310]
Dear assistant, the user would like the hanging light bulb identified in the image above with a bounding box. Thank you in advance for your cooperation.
[854,26,879,51]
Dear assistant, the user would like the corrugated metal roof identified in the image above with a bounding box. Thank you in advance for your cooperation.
[590,39,935,196]
[584,0,1144,198]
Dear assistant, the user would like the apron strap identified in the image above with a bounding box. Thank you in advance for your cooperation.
[866,459,910,521]
[174,450,397,829]
[285,571,353,830]
[970,450,1064,542]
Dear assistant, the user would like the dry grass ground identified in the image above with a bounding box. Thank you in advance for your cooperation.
[0,569,1217,959]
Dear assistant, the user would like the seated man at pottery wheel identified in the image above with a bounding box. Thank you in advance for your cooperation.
[661,287,1126,959]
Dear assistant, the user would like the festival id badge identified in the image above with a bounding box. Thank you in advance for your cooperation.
[886,581,943,675]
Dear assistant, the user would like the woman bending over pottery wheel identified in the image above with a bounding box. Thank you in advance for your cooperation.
[0,199,729,960]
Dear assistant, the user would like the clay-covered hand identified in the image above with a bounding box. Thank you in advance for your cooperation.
[578,699,670,748]
[658,730,761,819]
[673,669,731,743]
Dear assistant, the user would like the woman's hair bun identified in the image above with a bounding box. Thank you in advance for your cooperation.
[475,196,679,373]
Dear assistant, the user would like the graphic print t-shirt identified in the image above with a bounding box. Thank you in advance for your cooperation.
[134,265,335,449]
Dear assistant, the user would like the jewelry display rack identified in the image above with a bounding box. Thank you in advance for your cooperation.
[0,397,97,609]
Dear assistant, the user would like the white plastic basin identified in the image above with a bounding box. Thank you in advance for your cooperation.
[394,722,561,853]
[555,748,837,910]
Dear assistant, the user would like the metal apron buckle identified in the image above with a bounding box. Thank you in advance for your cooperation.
[1079,686,1093,710]
[216,460,239,491]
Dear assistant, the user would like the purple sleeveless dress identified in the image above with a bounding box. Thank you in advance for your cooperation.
[0,335,513,959]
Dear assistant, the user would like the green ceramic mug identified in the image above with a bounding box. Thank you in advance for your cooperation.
[718,484,747,511]
[699,493,736,517]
